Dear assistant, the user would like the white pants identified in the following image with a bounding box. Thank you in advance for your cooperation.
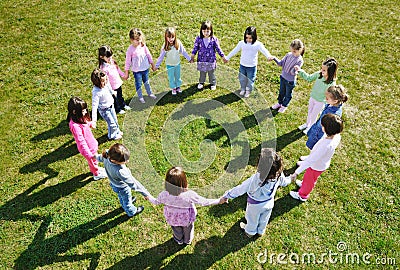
[244,202,273,236]
[306,97,325,128]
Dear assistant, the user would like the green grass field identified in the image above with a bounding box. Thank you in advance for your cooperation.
[0,0,399,269]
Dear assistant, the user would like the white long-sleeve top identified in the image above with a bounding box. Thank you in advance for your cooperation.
[225,40,271,67]
[91,82,114,122]
[295,134,341,174]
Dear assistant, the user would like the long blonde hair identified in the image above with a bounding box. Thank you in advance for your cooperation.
[163,27,179,51]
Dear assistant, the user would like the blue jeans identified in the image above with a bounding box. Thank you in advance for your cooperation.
[110,184,137,217]
[98,106,121,140]
[166,64,182,89]
[239,65,257,91]
[133,69,153,99]
[278,75,296,107]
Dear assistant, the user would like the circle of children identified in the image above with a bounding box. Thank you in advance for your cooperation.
[67,21,348,243]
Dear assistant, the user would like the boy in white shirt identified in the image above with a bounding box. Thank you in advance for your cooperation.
[290,113,343,201]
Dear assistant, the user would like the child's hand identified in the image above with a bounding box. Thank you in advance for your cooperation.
[144,196,150,200]
[290,173,298,181]
[294,65,300,71]
[219,197,228,204]
[222,57,228,63]
[268,56,274,61]
[90,121,96,129]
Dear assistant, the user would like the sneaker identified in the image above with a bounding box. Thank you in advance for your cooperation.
[139,98,145,103]
[176,87,182,93]
[149,94,157,99]
[93,170,107,180]
[295,180,303,187]
[113,134,122,140]
[239,90,245,96]
[211,85,216,90]
[197,83,204,89]
[171,88,177,95]
[124,105,131,111]
[300,155,309,161]
[118,109,125,115]
[271,103,281,110]
[244,91,250,98]
[290,191,307,202]
[133,206,144,216]
[303,127,310,135]
[298,123,307,130]
[239,222,253,238]
[278,106,287,113]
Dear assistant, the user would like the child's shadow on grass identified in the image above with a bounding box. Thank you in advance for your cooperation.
[0,172,92,222]
[106,238,185,270]
[163,220,255,269]
[14,208,128,270]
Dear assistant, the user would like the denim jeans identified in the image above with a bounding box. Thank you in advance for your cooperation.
[166,64,182,89]
[239,65,257,91]
[110,184,137,217]
[98,106,121,140]
[133,69,153,99]
[278,75,296,107]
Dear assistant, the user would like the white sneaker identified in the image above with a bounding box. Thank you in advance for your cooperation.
[124,105,131,110]
[171,89,177,95]
[290,191,307,202]
[118,109,125,114]
[239,90,245,96]
[93,170,107,180]
[298,123,307,130]
[295,180,303,187]
[244,91,250,98]
[239,222,253,238]
[197,83,204,89]
[113,134,123,140]
[149,94,157,99]
[211,85,216,90]
[271,103,281,110]
[278,106,287,113]
[139,98,145,103]
[303,127,310,135]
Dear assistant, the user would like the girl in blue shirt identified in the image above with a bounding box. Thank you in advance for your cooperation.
[223,148,291,237]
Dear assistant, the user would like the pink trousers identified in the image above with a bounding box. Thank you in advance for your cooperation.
[298,167,324,199]
[84,156,99,176]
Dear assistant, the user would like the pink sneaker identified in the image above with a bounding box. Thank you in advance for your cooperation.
[171,89,177,95]
[271,103,281,110]
[176,87,182,93]
[278,106,287,113]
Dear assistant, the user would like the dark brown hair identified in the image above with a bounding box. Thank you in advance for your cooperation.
[290,39,305,56]
[257,148,284,185]
[326,84,349,105]
[244,26,257,44]
[319,58,338,84]
[67,96,91,124]
[91,68,107,88]
[98,45,113,68]
[165,166,188,196]
[102,143,130,163]
[321,114,343,136]
[200,20,213,38]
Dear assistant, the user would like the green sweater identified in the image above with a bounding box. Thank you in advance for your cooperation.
[298,70,335,102]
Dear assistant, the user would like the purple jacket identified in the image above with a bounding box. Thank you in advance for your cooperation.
[192,36,225,72]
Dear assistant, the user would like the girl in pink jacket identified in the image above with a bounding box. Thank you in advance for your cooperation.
[67,96,107,180]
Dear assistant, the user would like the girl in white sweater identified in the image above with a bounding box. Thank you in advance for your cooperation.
[225,26,272,98]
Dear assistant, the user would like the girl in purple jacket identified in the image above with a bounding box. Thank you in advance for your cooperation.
[190,21,227,91]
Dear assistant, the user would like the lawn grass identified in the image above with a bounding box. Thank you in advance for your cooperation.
[0,0,399,269]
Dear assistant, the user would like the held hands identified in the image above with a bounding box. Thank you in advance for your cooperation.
[290,173,298,181]
[267,56,275,61]
[294,65,301,71]
[222,57,228,64]
[90,121,96,129]
[219,197,229,204]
